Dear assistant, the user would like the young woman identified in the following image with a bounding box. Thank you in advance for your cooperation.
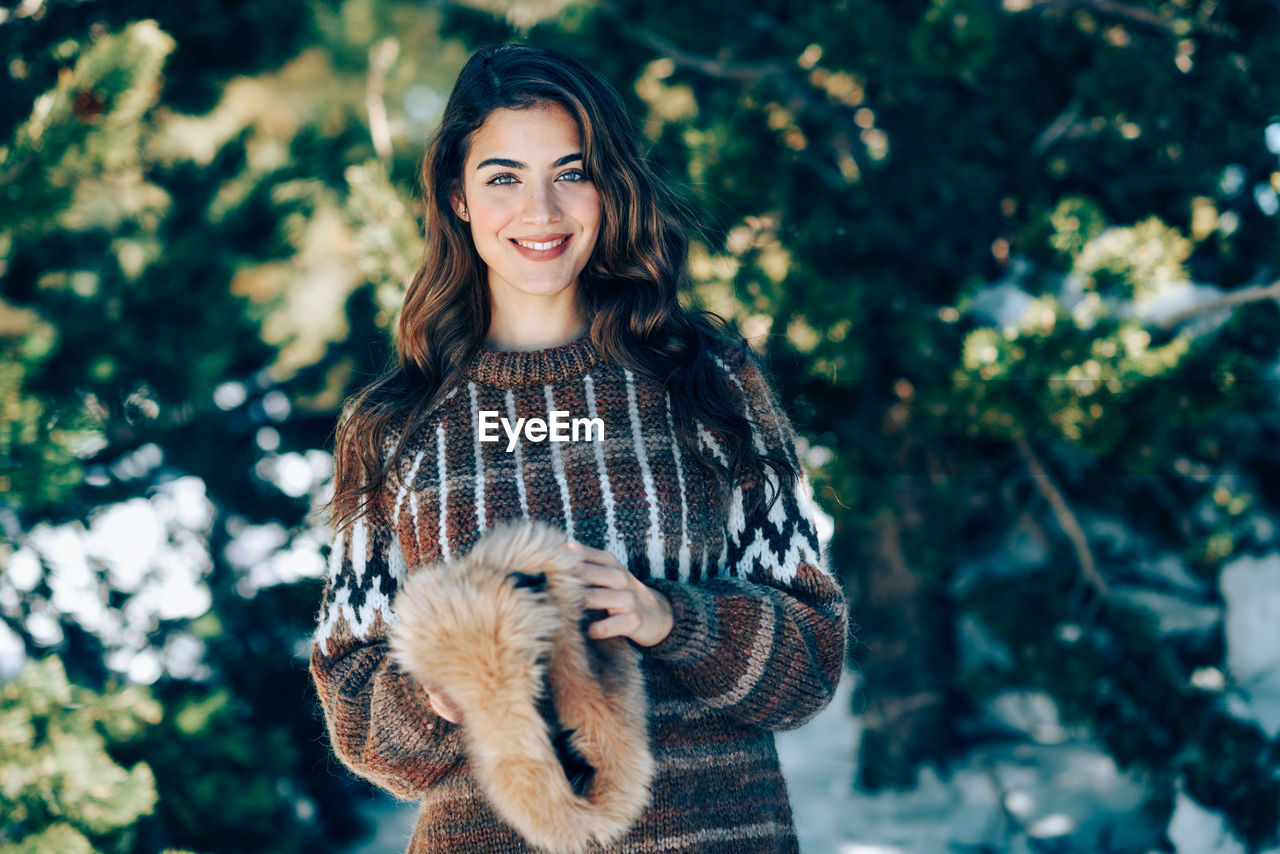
[310,43,848,853]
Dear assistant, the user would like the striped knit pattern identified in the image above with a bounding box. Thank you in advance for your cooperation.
[310,334,848,853]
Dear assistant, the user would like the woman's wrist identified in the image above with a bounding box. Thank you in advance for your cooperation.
[633,585,674,647]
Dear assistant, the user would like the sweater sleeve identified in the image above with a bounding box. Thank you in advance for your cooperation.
[309,474,465,800]
[644,344,849,731]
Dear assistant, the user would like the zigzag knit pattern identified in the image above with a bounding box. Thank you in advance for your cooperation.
[310,333,848,853]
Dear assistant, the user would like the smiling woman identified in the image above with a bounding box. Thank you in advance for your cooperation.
[310,43,848,854]
[453,102,601,351]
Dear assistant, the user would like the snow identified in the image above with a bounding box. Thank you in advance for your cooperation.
[1168,785,1247,854]
[1219,553,1280,738]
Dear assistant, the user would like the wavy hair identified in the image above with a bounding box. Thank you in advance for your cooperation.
[326,43,797,533]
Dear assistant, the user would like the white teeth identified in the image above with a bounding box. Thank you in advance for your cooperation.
[515,237,567,251]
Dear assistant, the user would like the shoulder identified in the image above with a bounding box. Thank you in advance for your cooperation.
[700,333,783,417]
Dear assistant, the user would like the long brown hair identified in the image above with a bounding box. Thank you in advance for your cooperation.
[326,43,797,533]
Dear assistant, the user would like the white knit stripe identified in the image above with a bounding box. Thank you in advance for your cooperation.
[727,483,747,544]
[695,420,731,576]
[649,822,790,851]
[407,492,420,571]
[543,384,574,541]
[702,601,776,708]
[392,450,424,528]
[711,352,768,454]
[387,535,407,590]
[467,382,487,534]
[654,749,771,772]
[313,586,348,654]
[436,422,450,562]
[765,464,789,533]
[312,527,345,654]
[625,369,665,575]
[695,420,728,467]
[663,391,691,580]
[504,389,529,518]
[717,528,729,578]
[327,528,345,580]
[649,697,717,721]
[583,373,628,564]
[351,516,367,585]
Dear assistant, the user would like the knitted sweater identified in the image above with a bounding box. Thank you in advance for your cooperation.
[310,333,849,853]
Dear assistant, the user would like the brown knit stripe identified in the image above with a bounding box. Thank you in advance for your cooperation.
[667,590,767,694]
[473,383,523,529]
[543,376,610,547]
[579,368,642,576]
[439,386,479,560]
[509,383,565,529]
[403,423,439,567]
[792,563,848,681]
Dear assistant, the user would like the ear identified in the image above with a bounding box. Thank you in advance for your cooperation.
[451,192,468,221]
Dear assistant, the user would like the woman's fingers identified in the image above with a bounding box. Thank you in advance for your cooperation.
[583,586,633,612]
[578,564,631,590]
[427,689,463,724]
[565,540,674,647]
[587,612,641,640]
[565,540,623,569]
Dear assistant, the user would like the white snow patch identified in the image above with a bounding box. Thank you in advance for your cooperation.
[1220,553,1280,737]
[1168,785,1247,854]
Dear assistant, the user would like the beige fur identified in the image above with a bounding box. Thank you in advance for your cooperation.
[389,519,653,854]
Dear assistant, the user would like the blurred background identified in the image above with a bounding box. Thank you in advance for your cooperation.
[3,0,1280,851]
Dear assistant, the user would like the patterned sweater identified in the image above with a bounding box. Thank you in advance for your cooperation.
[310,333,848,853]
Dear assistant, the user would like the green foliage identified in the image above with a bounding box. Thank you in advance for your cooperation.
[4,0,1280,849]
[1,20,175,238]
[0,657,166,852]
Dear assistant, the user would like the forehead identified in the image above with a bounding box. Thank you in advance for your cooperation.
[466,103,582,164]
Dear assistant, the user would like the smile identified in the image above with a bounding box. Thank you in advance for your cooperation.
[513,237,568,250]
[509,235,572,260]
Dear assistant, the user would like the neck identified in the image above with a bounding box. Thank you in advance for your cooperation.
[484,287,588,352]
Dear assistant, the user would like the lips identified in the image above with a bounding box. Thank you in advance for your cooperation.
[510,234,571,260]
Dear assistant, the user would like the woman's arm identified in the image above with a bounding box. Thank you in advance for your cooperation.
[643,344,850,731]
[310,481,465,800]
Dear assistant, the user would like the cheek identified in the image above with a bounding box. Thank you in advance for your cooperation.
[575,192,603,235]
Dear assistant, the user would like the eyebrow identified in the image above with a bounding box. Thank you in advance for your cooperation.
[475,153,583,170]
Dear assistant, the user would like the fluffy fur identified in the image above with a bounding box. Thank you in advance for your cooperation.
[389,519,653,854]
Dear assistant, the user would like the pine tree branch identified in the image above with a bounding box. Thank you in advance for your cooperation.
[594,0,789,82]
[1009,0,1181,35]
[1014,434,1111,599]
[592,3,857,191]
[1029,96,1086,156]
[1157,277,1280,330]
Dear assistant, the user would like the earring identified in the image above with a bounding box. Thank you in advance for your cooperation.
[458,205,468,219]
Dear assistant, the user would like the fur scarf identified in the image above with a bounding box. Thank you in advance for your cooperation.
[389,518,654,853]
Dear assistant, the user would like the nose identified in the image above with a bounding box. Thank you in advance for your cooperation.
[521,178,562,224]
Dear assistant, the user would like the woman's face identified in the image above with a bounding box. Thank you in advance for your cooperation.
[455,102,602,309]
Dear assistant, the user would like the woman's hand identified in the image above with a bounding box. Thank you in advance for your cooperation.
[426,689,463,724]
[565,541,674,647]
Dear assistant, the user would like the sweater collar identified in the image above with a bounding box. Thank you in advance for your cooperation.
[463,335,600,389]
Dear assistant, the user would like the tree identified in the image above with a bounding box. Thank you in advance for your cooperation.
[433,0,1280,847]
